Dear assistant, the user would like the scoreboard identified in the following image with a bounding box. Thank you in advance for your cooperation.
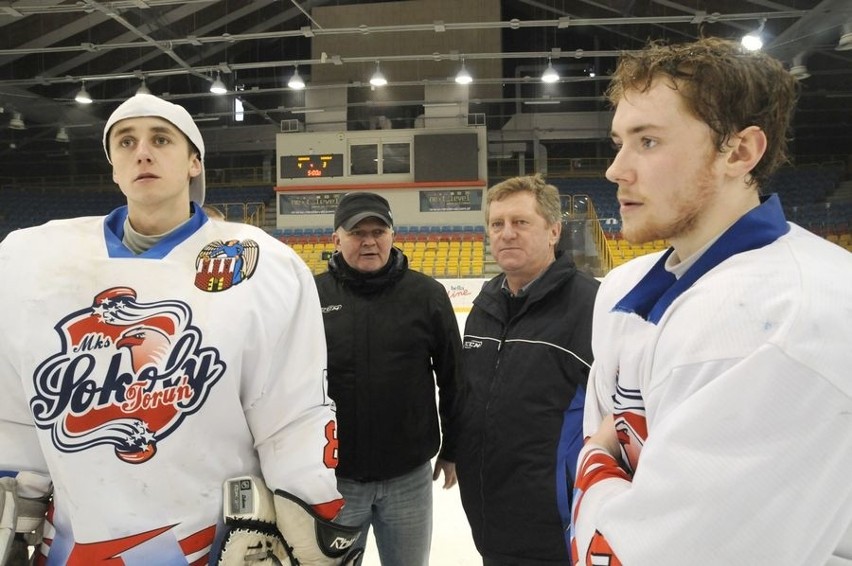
[280,154,344,179]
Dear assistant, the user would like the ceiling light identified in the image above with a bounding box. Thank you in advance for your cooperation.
[74,82,93,104]
[234,98,244,122]
[9,111,25,130]
[288,67,306,90]
[541,59,559,83]
[789,53,811,80]
[210,72,227,95]
[789,65,810,80]
[136,79,151,95]
[741,19,766,51]
[837,29,852,51]
[741,33,763,51]
[370,61,387,87]
[455,59,473,85]
[55,127,70,143]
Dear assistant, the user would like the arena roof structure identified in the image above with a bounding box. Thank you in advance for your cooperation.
[0,0,848,183]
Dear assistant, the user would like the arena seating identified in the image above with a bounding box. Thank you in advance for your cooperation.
[0,187,125,239]
[604,238,668,268]
[3,166,847,273]
[552,164,850,269]
[277,226,487,277]
[0,185,274,241]
[553,165,843,218]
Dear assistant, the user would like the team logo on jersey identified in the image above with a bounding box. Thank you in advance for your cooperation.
[194,239,259,292]
[30,287,226,464]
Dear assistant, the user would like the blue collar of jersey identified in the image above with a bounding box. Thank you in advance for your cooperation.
[103,202,207,259]
[612,194,789,324]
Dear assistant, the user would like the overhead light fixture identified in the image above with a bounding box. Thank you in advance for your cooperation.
[789,53,810,80]
[9,111,25,130]
[210,72,227,95]
[136,78,151,95]
[234,98,245,122]
[741,19,766,51]
[288,66,306,90]
[55,127,70,143]
[541,59,559,83]
[837,24,852,51]
[455,58,473,85]
[370,61,387,87]
[75,82,93,104]
[789,65,810,80]
[524,99,560,105]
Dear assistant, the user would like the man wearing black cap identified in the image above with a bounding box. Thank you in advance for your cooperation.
[315,192,463,566]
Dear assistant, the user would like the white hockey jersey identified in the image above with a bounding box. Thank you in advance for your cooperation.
[573,196,852,565]
[0,205,341,565]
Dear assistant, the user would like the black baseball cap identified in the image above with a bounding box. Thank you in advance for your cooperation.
[334,192,394,231]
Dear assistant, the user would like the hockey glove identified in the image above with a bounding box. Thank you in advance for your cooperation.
[273,489,362,565]
[215,476,362,566]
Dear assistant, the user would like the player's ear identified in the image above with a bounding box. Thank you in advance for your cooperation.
[189,154,202,178]
[726,125,767,179]
[331,230,342,248]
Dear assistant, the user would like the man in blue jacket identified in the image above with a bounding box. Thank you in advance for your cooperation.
[456,174,599,565]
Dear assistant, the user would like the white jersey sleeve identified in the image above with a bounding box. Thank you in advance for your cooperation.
[241,248,340,506]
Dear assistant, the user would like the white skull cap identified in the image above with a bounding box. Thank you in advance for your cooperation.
[103,93,205,205]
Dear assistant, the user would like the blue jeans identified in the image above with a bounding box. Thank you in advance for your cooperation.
[335,462,433,566]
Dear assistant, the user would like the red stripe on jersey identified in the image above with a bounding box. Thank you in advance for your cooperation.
[312,498,345,521]
[179,524,216,556]
[575,448,630,493]
[65,525,174,565]
[587,530,623,566]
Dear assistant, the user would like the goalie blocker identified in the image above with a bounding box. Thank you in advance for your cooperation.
[1,475,51,566]
[216,476,362,566]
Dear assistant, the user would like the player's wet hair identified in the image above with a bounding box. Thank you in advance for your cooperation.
[606,36,798,189]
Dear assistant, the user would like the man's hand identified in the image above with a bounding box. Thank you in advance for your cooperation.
[587,414,620,457]
[432,459,457,489]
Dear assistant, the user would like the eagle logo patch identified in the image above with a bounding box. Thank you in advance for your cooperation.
[194,239,259,292]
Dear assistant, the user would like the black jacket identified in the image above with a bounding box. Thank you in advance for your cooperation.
[315,248,462,481]
[456,254,599,564]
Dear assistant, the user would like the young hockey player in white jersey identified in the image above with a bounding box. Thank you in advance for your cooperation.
[571,38,852,565]
[0,94,360,565]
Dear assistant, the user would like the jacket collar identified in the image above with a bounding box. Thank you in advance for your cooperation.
[476,252,577,321]
[328,246,408,293]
